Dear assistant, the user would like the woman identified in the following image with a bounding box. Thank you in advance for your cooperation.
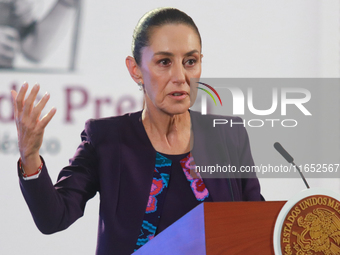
[12,7,263,255]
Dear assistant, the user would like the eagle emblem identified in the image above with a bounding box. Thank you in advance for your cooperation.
[292,208,340,255]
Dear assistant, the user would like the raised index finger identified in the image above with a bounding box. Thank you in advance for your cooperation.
[15,82,29,113]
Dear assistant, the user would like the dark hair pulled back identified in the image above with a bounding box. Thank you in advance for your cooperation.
[132,7,202,66]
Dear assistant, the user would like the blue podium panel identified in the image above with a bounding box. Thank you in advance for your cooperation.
[134,203,206,255]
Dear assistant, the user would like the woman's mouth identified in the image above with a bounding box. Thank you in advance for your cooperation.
[173,92,184,96]
[169,91,188,100]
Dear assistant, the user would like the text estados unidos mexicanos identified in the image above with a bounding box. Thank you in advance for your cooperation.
[195,164,339,175]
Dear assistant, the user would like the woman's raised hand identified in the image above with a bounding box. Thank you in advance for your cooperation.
[11,83,56,175]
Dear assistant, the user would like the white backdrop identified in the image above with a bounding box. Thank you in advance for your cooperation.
[0,0,339,254]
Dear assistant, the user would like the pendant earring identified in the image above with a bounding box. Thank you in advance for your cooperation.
[138,81,144,91]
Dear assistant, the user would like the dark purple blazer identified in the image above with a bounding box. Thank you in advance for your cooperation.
[19,111,263,255]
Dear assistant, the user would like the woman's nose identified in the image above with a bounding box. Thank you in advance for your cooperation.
[171,62,186,84]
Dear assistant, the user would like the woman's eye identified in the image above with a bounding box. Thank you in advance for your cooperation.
[185,59,196,66]
[159,59,171,66]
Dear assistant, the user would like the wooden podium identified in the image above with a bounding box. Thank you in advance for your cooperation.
[134,201,286,255]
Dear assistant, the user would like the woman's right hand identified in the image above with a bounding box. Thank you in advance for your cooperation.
[11,83,56,175]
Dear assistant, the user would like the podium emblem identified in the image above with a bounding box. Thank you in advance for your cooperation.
[274,189,340,255]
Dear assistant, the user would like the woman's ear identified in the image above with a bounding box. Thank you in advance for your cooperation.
[126,56,143,84]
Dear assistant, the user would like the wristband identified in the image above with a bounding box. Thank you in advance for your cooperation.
[19,158,43,179]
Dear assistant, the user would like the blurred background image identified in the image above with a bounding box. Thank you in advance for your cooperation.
[0,0,80,71]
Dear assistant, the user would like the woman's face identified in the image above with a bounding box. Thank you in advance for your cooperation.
[139,24,202,115]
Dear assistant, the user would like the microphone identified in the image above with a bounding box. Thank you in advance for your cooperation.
[273,142,310,189]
